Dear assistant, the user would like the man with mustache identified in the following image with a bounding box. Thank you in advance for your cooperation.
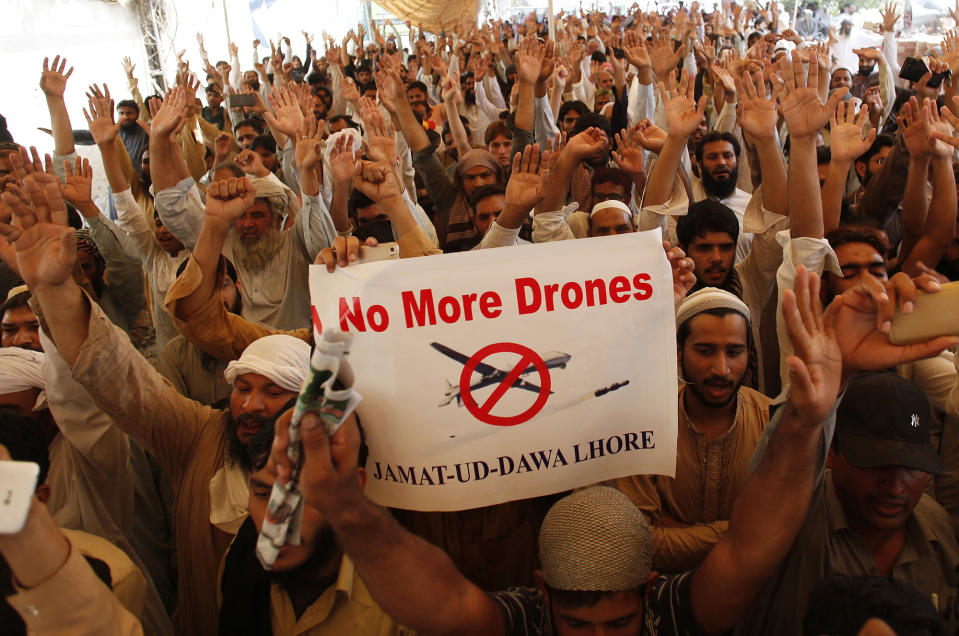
[741,372,959,634]
[0,164,314,636]
[640,71,788,265]
[615,288,770,572]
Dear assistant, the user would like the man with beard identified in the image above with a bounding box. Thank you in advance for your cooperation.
[216,420,409,634]
[116,99,149,178]
[614,288,770,572]
[150,90,343,331]
[406,80,432,121]
[458,71,496,142]
[851,135,893,206]
[641,70,788,266]
[0,164,314,635]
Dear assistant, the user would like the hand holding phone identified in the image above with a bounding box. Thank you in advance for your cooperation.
[0,461,39,535]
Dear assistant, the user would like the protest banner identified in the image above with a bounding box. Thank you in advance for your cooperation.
[309,229,678,511]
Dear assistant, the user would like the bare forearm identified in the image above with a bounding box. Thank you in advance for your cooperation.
[330,495,500,636]
[516,81,535,133]
[97,143,129,194]
[395,99,430,152]
[787,136,823,238]
[330,180,352,232]
[149,135,191,192]
[380,194,418,235]
[444,101,471,154]
[822,159,852,234]
[535,152,577,213]
[642,136,686,206]
[902,155,931,240]
[754,137,787,216]
[901,156,958,275]
[46,96,75,156]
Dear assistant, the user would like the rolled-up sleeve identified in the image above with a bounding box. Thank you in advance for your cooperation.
[154,177,205,251]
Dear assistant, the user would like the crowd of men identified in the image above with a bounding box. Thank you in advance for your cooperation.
[0,1,959,634]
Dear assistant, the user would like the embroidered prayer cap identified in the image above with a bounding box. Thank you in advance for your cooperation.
[539,486,652,591]
[224,334,310,393]
[0,347,45,393]
[589,199,631,218]
[675,287,750,329]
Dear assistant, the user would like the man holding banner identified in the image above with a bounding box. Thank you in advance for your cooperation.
[266,267,864,636]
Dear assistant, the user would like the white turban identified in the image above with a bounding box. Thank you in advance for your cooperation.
[248,174,300,222]
[676,287,750,329]
[590,200,632,218]
[0,348,46,393]
[224,335,310,392]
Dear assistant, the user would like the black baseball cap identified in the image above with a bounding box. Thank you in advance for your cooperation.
[836,372,942,475]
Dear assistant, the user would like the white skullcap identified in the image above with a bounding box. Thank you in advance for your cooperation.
[539,486,652,591]
[676,287,750,329]
[224,335,311,392]
[324,128,363,157]
[0,348,46,393]
[589,199,632,218]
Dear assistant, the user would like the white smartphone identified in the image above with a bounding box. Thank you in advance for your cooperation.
[0,461,39,534]
[354,242,400,265]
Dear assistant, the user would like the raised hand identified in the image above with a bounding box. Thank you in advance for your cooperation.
[780,266,843,425]
[360,98,397,164]
[930,95,959,148]
[340,76,361,103]
[440,76,463,106]
[83,84,120,147]
[264,86,305,138]
[710,63,737,100]
[880,1,901,33]
[505,144,550,213]
[832,270,959,374]
[622,29,651,73]
[829,100,876,163]
[919,97,955,159]
[0,154,76,289]
[205,176,257,225]
[516,36,545,84]
[899,95,929,157]
[612,129,646,178]
[564,126,609,161]
[650,27,684,79]
[40,55,74,98]
[57,156,93,208]
[150,87,187,141]
[736,70,778,141]
[658,68,708,139]
[235,149,270,177]
[632,118,668,154]
[665,242,696,309]
[328,133,357,185]
[293,114,324,172]
[775,50,845,140]
[121,56,136,79]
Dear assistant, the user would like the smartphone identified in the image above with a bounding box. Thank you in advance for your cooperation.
[228,94,256,108]
[0,461,39,534]
[889,281,959,345]
[354,242,400,265]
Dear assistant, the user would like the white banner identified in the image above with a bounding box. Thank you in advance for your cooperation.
[309,229,678,511]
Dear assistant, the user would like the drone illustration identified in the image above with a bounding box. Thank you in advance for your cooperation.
[430,342,571,408]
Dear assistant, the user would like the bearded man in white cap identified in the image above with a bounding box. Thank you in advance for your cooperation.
[0,164,315,636]
[614,288,771,574]
[255,268,849,635]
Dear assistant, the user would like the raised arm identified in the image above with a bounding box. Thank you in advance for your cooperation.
[148,87,193,192]
[84,85,128,194]
[901,99,959,276]
[268,410,503,636]
[175,176,254,320]
[441,76,472,156]
[736,70,787,216]
[641,69,707,207]
[822,101,875,233]
[40,55,76,157]
[778,50,846,239]
[692,268,842,635]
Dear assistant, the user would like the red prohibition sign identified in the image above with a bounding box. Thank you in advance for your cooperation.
[459,342,551,426]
